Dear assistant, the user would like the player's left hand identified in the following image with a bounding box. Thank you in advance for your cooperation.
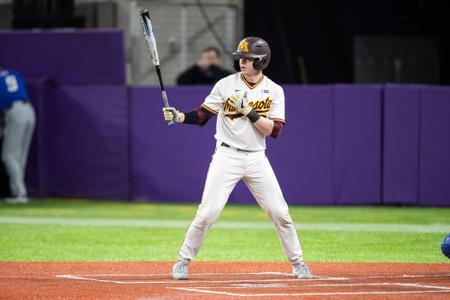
[231,92,253,116]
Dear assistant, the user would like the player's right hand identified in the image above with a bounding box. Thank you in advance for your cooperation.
[163,107,184,123]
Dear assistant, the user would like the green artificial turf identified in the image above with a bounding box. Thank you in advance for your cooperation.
[0,199,449,263]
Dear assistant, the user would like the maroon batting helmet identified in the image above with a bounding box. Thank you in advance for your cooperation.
[232,36,271,70]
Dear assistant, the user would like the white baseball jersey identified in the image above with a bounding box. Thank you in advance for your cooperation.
[201,72,285,151]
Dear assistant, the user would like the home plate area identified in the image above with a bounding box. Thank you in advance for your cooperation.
[1,262,450,299]
[53,262,450,299]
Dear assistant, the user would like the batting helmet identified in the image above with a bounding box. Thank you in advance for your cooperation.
[441,234,450,259]
[232,36,271,70]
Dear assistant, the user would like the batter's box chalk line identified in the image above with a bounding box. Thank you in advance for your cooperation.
[169,282,450,297]
[54,272,450,297]
[55,272,348,284]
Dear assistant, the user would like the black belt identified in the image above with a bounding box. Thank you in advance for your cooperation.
[221,142,257,153]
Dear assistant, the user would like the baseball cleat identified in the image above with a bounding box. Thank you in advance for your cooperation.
[292,261,312,279]
[172,260,189,280]
[4,197,28,204]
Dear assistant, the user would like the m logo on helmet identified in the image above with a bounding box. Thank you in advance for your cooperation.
[238,40,249,53]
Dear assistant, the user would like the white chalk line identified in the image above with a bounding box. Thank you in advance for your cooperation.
[54,272,450,297]
[399,282,450,290]
[56,271,294,277]
[191,282,450,289]
[401,274,450,278]
[170,282,450,297]
[1,216,449,233]
[55,273,344,284]
[230,283,289,288]
[169,287,450,297]
[349,273,450,279]
[55,272,450,283]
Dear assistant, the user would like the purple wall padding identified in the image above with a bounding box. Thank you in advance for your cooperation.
[20,82,450,206]
[265,85,334,204]
[43,85,129,199]
[0,29,125,84]
[333,85,382,204]
[130,86,335,205]
[383,85,420,205]
[24,78,50,197]
[130,86,216,202]
[419,87,450,206]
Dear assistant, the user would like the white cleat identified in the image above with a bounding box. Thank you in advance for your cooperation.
[292,261,313,279]
[172,260,189,280]
[4,197,29,204]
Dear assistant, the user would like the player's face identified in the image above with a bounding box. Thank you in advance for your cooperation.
[239,57,258,76]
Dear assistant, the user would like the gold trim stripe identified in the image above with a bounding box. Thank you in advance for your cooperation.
[241,74,264,90]
[201,104,218,115]
[270,118,285,123]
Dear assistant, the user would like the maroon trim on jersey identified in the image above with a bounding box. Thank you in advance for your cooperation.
[270,120,284,139]
[225,113,244,119]
[193,106,214,126]
[183,106,214,126]
[200,104,218,115]
[241,74,264,89]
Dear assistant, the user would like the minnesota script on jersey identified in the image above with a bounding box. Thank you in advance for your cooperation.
[201,73,285,151]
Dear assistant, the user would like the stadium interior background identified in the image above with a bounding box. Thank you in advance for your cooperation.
[0,0,449,204]
[0,0,448,85]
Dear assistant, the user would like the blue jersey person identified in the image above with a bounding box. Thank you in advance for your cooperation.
[0,68,35,203]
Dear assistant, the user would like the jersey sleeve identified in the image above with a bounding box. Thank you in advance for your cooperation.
[200,82,224,115]
[268,85,285,123]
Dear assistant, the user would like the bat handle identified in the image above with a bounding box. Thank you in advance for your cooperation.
[161,91,174,126]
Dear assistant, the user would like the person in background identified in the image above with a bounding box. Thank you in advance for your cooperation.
[0,67,36,204]
[176,46,231,85]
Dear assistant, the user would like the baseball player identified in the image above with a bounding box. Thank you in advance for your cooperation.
[163,37,312,280]
[0,67,35,204]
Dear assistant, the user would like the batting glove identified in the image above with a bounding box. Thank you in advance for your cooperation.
[231,92,253,116]
[163,107,184,123]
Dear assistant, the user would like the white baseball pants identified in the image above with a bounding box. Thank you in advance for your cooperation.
[178,143,303,263]
[2,101,36,198]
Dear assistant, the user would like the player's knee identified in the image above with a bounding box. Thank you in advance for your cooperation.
[268,208,293,226]
[194,217,214,229]
[1,152,13,165]
[193,211,219,228]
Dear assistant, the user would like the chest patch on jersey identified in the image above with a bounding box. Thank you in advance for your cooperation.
[224,96,272,118]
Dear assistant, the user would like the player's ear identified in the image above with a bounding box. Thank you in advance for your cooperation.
[233,59,240,72]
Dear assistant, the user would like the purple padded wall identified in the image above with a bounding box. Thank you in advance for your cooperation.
[44,85,129,199]
[20,82,450,205]
[419,87,450,206]
[0,29,125,84]
[24,78,50,197]
[383,85,420,205]
[130,86,335,205]
[265,85,334,204]
[130,86,216,202]
[333,85,382,204]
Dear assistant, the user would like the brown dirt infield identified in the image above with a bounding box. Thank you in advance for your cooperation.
[0,262,449,299]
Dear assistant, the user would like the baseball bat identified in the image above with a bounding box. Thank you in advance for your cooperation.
[138,9,173,125]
